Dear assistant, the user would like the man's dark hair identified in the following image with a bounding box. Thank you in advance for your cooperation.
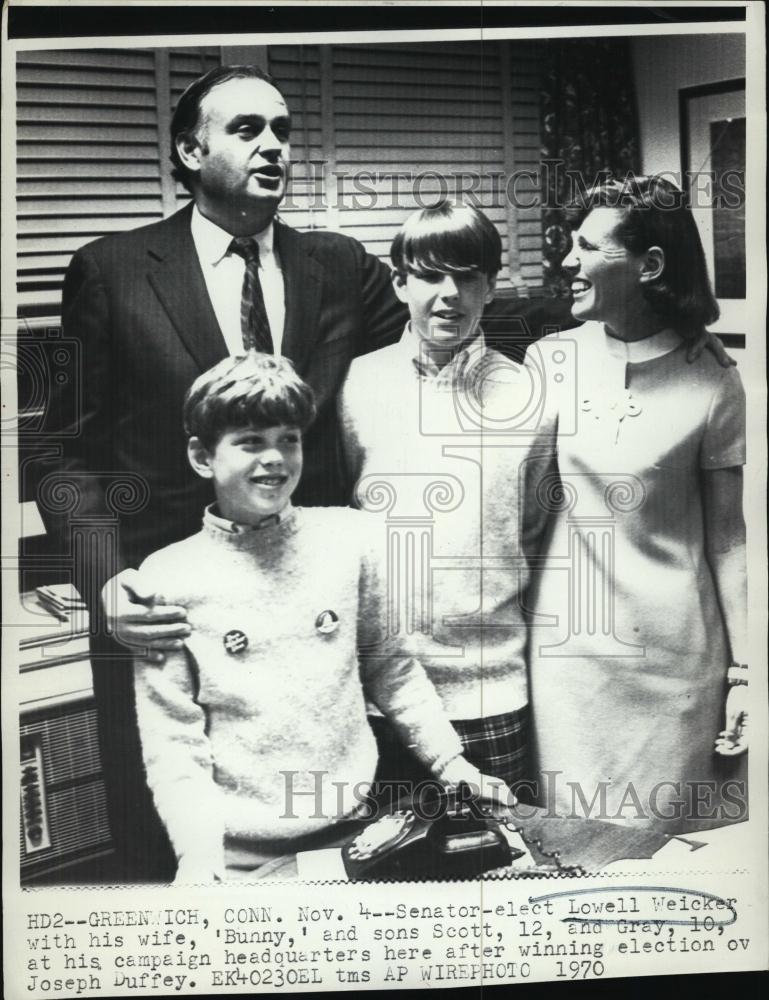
[170,64,277,192]
[572,175,720,338]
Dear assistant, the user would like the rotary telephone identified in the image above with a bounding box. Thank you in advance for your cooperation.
[341,783,527,881]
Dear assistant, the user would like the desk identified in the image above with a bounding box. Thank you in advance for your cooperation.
[250,806,680,882]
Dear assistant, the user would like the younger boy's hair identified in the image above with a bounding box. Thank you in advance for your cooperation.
[390,201,502,279]
[183,352,316,449]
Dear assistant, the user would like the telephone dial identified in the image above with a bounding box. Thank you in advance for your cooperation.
[342,784,527,881]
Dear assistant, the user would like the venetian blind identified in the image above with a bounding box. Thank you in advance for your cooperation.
[506,41,546,290]
[269,40,543,291]
[16,46,220,325]
[267,45,326,231]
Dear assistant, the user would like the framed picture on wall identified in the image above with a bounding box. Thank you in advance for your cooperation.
[680,78,746,343]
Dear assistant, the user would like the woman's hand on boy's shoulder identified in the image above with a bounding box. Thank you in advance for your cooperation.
[101,568,190,664]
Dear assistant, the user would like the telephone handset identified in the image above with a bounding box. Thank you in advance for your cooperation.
[342,784,525,881]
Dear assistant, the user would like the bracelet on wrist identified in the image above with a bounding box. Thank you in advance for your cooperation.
[727,663,749,687]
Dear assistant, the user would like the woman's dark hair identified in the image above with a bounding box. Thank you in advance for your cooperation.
[184,352,316,450]
[573,175,719,337]
[170,64,276,191]
[390,201,502,279]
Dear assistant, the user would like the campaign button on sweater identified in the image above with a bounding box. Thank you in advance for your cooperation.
[223,629,249,654]
[315,610,340,635]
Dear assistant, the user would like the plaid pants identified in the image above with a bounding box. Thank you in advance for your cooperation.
[453,707,530,785]
[371,704,531,793]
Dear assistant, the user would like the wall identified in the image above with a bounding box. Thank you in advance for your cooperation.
[632,33,745,176]
[632,34,746,346]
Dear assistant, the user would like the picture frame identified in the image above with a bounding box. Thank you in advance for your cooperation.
[680,78,746,346]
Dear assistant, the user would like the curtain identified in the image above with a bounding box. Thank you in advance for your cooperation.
[540,39,641,298]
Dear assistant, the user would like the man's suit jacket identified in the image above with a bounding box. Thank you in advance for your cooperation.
[45,204,407,602]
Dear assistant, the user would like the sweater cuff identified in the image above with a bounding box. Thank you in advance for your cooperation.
[174,847,226,884]
[406,723,464,776]
[154,779,225,880]
[430,748,465,780]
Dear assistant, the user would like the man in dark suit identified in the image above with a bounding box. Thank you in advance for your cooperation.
[44,65,406,881]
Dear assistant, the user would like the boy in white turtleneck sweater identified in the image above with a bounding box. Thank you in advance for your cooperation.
[133,352,501,883]
[339,202,555,791]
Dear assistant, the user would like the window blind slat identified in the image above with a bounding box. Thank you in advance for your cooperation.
[18,178,162,196]
[16,48,155,71]
[18,124,159,143]
[332,97,502,118]
[18,105,158,125]
[333,82,502,103]
[330,47,498,72]
[17,66,157,90]
[334,116,507,135]
[18,85,162,108]
[18,215,163,235]
[19,198,166,216]
[18,145,160,162]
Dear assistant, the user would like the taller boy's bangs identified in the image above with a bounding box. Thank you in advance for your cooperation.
[392,202,502,277]
[400,224,486,276]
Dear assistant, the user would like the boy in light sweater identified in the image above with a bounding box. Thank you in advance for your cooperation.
[339,202,555,791]
[133,352,499,883]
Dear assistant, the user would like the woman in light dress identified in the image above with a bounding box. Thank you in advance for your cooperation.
[528,175,748,832]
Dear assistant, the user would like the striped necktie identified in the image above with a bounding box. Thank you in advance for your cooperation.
[229,236,274,354]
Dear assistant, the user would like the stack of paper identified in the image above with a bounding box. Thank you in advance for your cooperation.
[34,584,87,623]
[16,590,93,711]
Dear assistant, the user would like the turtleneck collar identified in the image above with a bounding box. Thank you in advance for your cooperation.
[603,327,683,364]
[203,502,296,540]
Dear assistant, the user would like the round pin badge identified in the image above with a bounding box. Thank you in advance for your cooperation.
[315,610,339,635]
[223,629,249,655]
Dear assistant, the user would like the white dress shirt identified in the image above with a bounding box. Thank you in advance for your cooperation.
[190,206,286,356]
